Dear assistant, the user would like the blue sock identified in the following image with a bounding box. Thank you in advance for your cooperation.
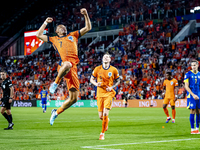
[190,114,195,129]
[197,114,199,128]
[42,104,44,110]
[45,105,47,111]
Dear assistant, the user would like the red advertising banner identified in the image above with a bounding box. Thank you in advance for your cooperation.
[24,29,48,55]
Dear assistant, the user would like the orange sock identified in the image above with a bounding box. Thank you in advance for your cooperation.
[101,116,108,133]
[55,76,61,84]
[172,109,176,119]
[163,108,169,117]
[56,107,64,115]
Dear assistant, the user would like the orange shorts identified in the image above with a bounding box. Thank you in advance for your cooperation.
[163,98,175,106]
[57,64,79,91]
[97,96,114,112]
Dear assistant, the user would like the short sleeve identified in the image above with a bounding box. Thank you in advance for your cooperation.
[163,80,166,86]
[47,36,56,44]
[69,30,81,39]
[114,68,120,80]
[184,73,189,83]
[174,79,178,86]
[92,67,98,78]
[7,80,13,88]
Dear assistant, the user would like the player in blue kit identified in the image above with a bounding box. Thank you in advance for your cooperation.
[184,60,200,134]
[38,86,50,113]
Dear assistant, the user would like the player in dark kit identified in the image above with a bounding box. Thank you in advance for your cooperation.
[0,71,14,130]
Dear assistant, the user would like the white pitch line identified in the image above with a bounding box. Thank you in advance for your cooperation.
[81,138,200,150]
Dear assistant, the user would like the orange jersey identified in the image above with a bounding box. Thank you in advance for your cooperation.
[48,30,81,65]
[92,65,120,98]
[163,78,178,99]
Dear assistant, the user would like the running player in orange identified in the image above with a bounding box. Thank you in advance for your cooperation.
[90,53,121,140]
[163,72,178,123]
[36,8,91,125]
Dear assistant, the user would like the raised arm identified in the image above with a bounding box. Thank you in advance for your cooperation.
[79,8,92,36]
[36,17,53,42]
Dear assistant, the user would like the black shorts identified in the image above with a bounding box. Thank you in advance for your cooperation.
[1,98,11,110]
[2,101,11,110]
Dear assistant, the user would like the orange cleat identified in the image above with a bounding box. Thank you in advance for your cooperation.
[99,133,105,140]
[191,130,200,134]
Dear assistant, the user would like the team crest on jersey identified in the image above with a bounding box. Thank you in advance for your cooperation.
[108,72,112,78]
[198,76,200,78]
[192,76,194,78]
[171,81,173,85]
[68,36,74,42]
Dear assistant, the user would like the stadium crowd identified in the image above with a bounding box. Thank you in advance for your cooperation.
[26,0,196,31]
[0,31,200,100]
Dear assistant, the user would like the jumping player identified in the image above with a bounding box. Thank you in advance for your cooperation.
[90,53,121,140]
[184,60,200,134]
[38,86,50,113]
[36,8,91,125]
[0,71,14,130]
[163,72,178,123]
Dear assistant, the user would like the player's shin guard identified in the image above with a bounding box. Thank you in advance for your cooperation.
[196,114,199,129]
[45,105,47,111]
[56,107,64,115]
[101,116,108,133]
[2,112,11,123]
[172,109,176,119]
[55,77,61,84]
[163,108,169,117]
[190,114,195,129]
[8,114,12,123]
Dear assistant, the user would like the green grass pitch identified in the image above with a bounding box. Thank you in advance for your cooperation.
[0,107,200,150]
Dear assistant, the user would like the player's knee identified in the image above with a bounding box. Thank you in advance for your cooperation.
[163,105,167,109]
[63,62,72,70]
[0,110,4,114]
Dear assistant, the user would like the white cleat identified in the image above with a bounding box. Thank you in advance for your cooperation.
[49,82,58,94]
[50,109,58,126]
[99,133,105,140]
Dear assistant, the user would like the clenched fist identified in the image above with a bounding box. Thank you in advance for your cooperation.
[80,8,87,15]
[45,17,53,23]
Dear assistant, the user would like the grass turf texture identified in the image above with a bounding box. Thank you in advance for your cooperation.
[0,107,200,150]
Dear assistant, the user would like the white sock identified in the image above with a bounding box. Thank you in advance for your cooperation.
[191,128,195,131]
[172,119,175,121]
[167,117,171,119]
[196,128,199,130]
[100,132,104,135]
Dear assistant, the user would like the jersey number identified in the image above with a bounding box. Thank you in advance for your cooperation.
[42,93,46,98]
[2,85,5,89]
[195,79,197,84]
[59,41,62,48]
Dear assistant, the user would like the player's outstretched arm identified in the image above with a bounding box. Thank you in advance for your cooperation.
[80,8,92,36]
[36,17,53,42]
[184,82,199,100]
